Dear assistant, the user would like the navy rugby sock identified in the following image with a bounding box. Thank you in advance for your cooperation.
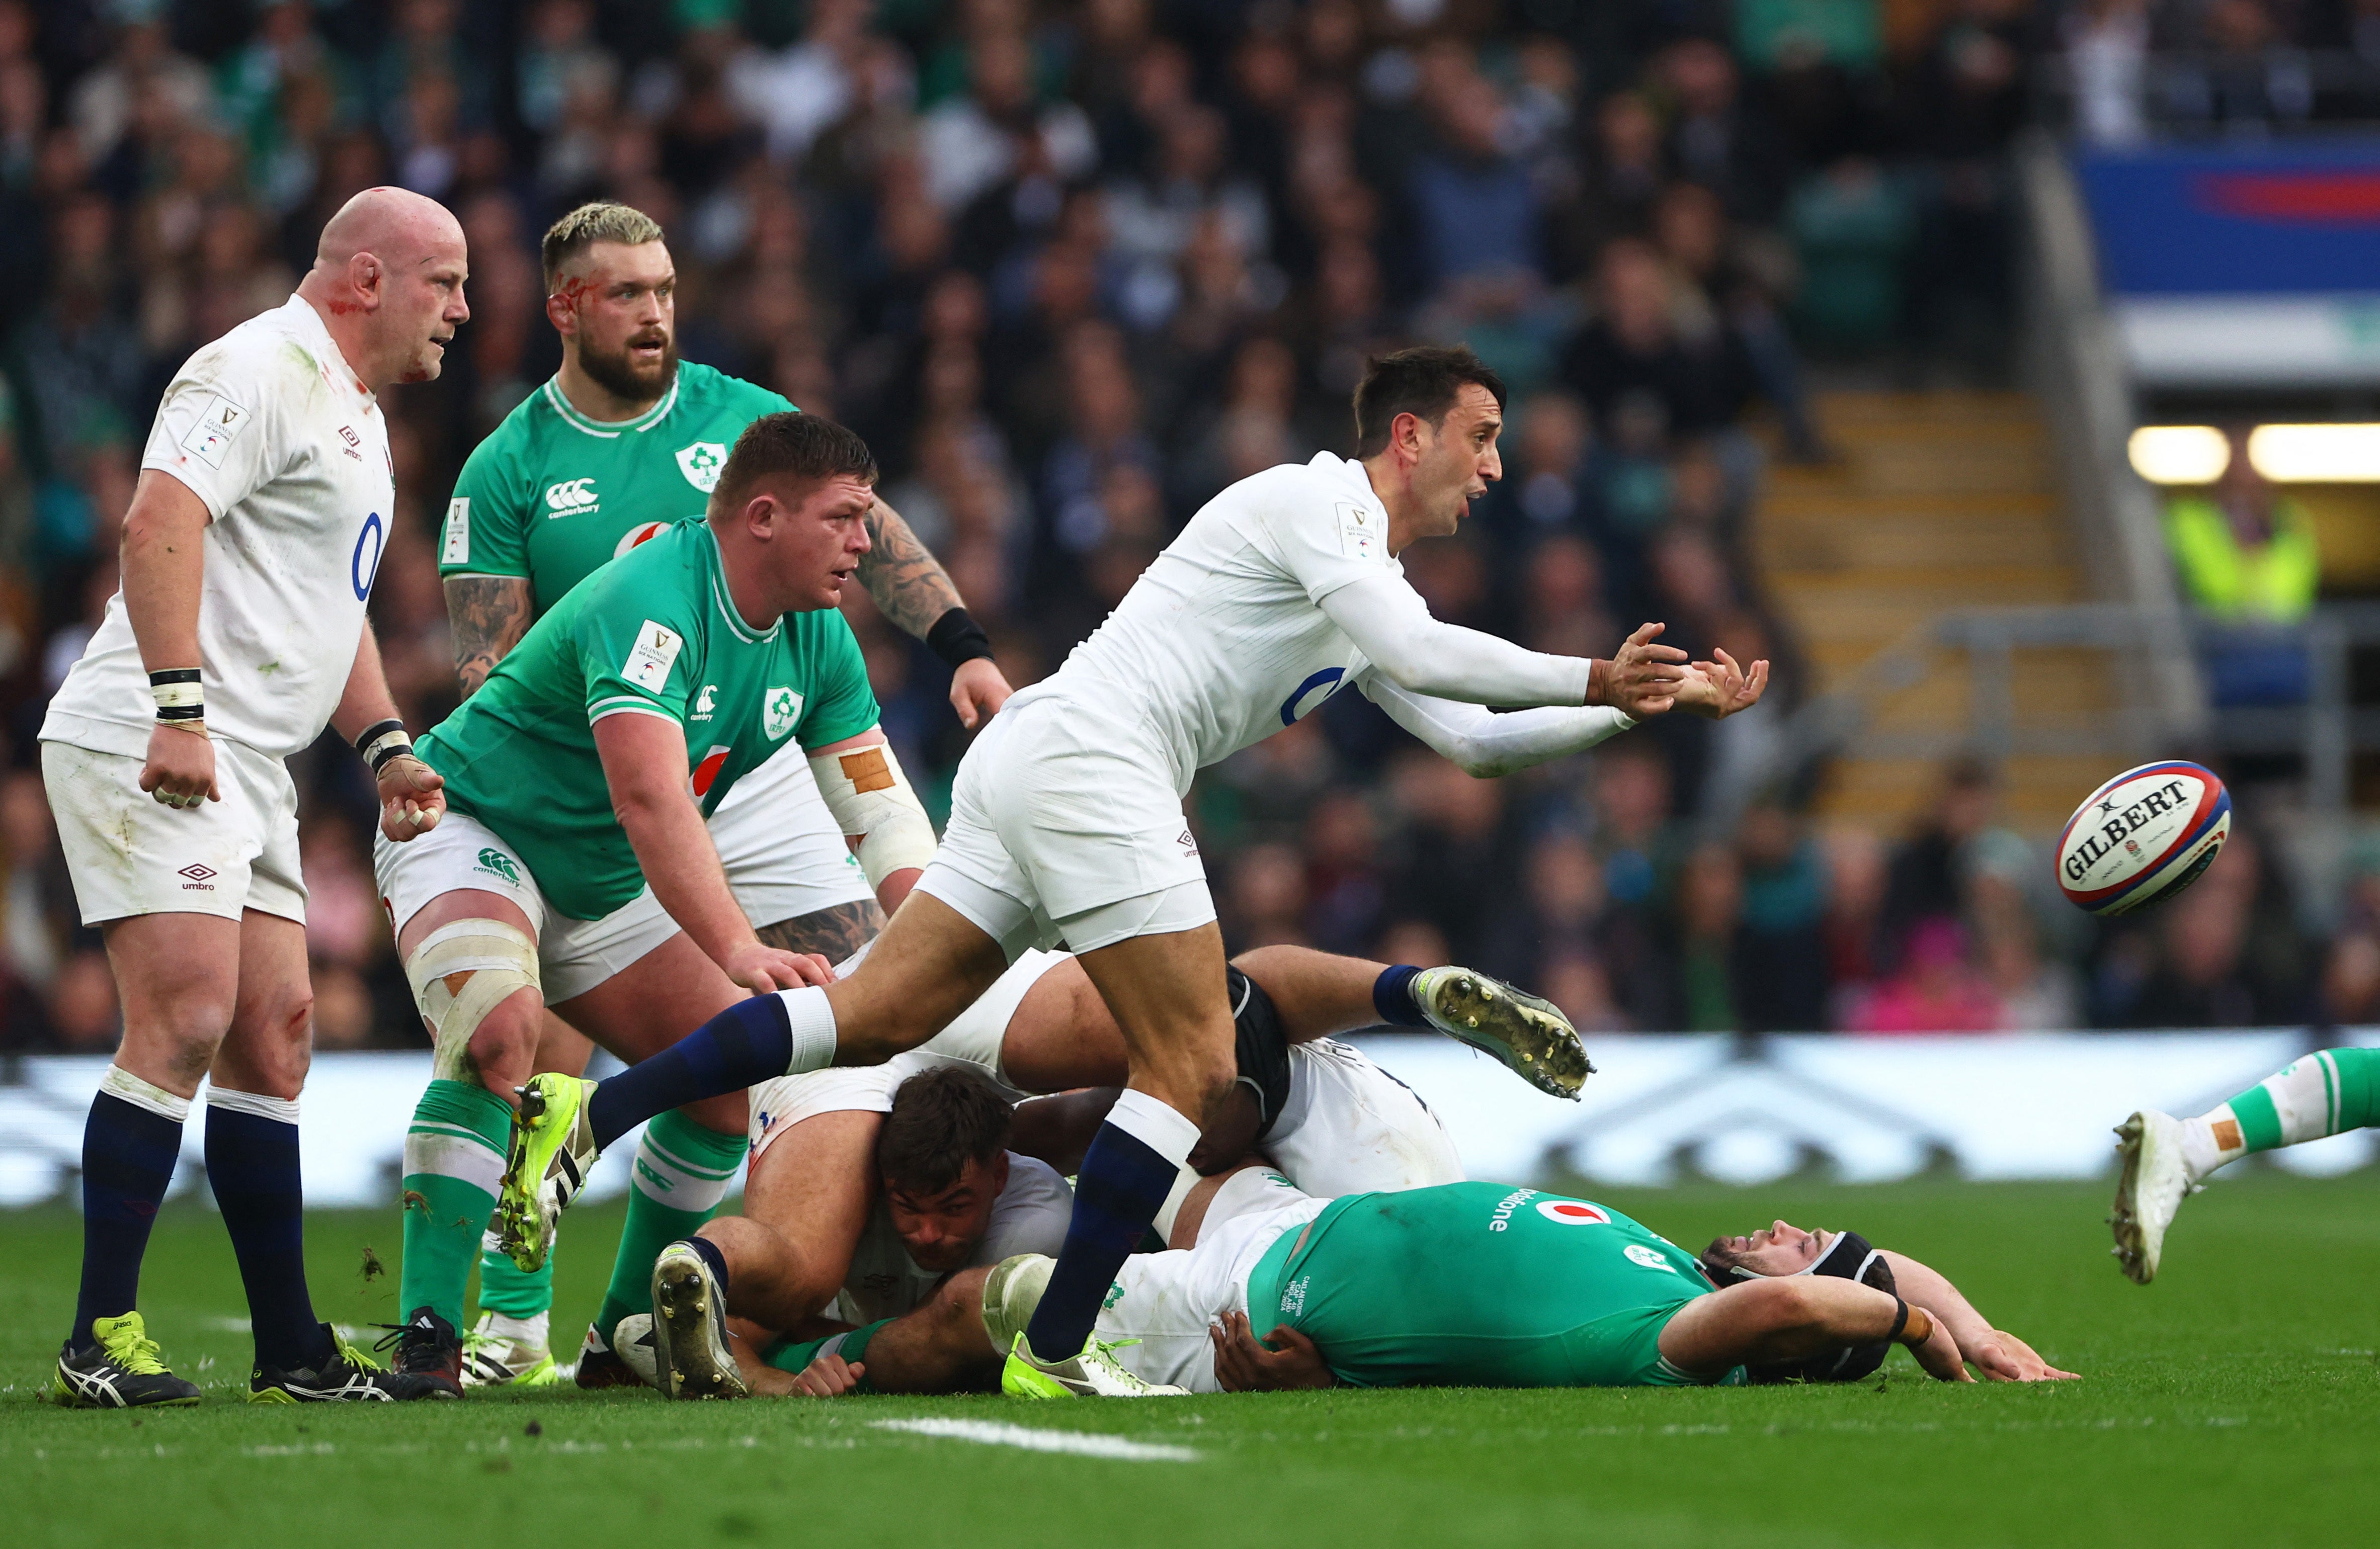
[70,1079,187,1350]
[1022,1092,1199,1360]
[589,994,791,1153]
[205,1091,333,1370]
[1372,964,1429,1026]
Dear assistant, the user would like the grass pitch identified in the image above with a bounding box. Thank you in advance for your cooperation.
[3,1174,2372,1548]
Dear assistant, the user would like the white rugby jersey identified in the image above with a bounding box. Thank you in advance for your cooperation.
[1020,451,1580,791]
[832,1152,1073,1325]
[43,295,395,762]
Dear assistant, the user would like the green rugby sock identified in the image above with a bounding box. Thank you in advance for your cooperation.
[475,1230,554,1320]
[2187,1048,2380,1179]
[588,1109,744,1350]
[399,1080,513,1330]
[762,1318,890,1389]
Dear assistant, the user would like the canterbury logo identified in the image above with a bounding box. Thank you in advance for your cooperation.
[544,477,598,513]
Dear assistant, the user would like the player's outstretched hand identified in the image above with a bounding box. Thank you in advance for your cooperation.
[724,942,836,995]
[787,1353,864,1398]
[140,722,220,810]
[376,752,446,842]
[1591,622,1691,718]
[1909,1306,1976,1383]
[949,657,1014,731]
[1209,1311,1336,1391]
[1967,1329,2078,1383]
[1672,648,1771,721]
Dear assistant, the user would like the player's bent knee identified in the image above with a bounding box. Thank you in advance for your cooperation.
[404,917,541,1085]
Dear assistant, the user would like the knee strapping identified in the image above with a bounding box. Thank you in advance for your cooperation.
[405,919,540,1082]
[980,1252,1054,1352]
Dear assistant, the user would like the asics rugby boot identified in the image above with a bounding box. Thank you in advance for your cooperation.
[650,1240,746,1400]
[2111,1109,2198,1285]
[1412,966,1594,1099]
[253,1322,452,1402]
[46,1313,202,1408]
[497,1074,597,1273]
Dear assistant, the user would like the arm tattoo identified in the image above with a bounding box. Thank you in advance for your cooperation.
[857,499,966,641]
[445,576,535,698]
[753,899,885,962]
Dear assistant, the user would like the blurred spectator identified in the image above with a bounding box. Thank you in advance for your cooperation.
[2164,425,2317,707]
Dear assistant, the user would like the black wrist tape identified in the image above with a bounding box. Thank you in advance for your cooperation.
[926,607,995,669]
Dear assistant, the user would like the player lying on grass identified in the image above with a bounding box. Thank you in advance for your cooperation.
[2112,1046,2380,1283]
[499,345,1763,1397]
[656,1166,2074,1399]
[374,413,938,1396]
[583,943,1510,1398]
[436,202,1015,1388]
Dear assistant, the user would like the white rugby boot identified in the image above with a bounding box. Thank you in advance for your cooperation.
[2111,1109,2198,1285]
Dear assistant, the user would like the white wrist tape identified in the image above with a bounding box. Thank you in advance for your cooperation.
[808,741,937,891]
[405,918,540,1082]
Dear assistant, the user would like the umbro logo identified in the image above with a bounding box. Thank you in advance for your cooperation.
[179,863,216,892]
[545,477,599,515]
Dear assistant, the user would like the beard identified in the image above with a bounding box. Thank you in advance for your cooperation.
[579,329,678,404]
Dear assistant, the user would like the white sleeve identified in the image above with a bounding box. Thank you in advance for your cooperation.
[978,1154,1075,1263]
[140,346,288,520]
[1359,671,1634,777]
[1319,574,1593,708]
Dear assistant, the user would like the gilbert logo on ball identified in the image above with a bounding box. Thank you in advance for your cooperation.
[2056,760,2231,916]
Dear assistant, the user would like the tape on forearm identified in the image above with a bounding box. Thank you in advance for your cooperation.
[151,668,203,729]
[355,718,414,773]
[808,740,937,891]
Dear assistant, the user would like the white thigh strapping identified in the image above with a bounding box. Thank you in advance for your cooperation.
[373,812,678,1003]
[746,1053,937,1164]
[910,948,1068,1093]
[1265,1038,1464,1196]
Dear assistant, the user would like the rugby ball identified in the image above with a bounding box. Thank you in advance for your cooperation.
[2056,761,2231,917]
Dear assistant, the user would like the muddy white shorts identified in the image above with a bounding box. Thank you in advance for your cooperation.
[42,738,305,925]
[372,809,677,1005]
[1094,1168,1327,1394]
[707,735,876,929]
[1268,1039,1464,1197]
[918,697,1215,959]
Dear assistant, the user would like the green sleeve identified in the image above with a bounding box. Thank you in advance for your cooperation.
[793,613,882,749]
[441,435,531,579]
[573,580,702,730]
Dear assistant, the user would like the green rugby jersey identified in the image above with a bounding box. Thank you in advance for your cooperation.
[416,520,878,920]
[1240,1183,1742,1389]
[438,362,793,614]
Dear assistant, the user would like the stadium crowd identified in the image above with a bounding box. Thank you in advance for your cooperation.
[0,0,2358,1050]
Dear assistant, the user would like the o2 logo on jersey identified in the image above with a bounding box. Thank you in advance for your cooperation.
[614,521,669,558]
[1278,666,1346,727]
[351,511,384,600]
[1536,1200,1610,1226]
[689,744,733,799]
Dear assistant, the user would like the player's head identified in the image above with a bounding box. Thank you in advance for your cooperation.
[709,411,878,611]
[542,202,676,403]
[1698,1221,1897,1384]
[304,187,469,389]
[1353,345,1506,545]
[877,1066,1015,1274]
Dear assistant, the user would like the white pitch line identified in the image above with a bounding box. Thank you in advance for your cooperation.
[870,1418,1200,1462]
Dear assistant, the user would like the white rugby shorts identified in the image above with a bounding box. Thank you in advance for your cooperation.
[918,697,1215,958]
[1267,1039,1464,1196]
[42,738,305,925]
[372,810,677,1005]
[1095,1169,1328,1395]
[707,735,875,929]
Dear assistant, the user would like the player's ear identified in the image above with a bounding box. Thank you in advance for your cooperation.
[348,251,381,309]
